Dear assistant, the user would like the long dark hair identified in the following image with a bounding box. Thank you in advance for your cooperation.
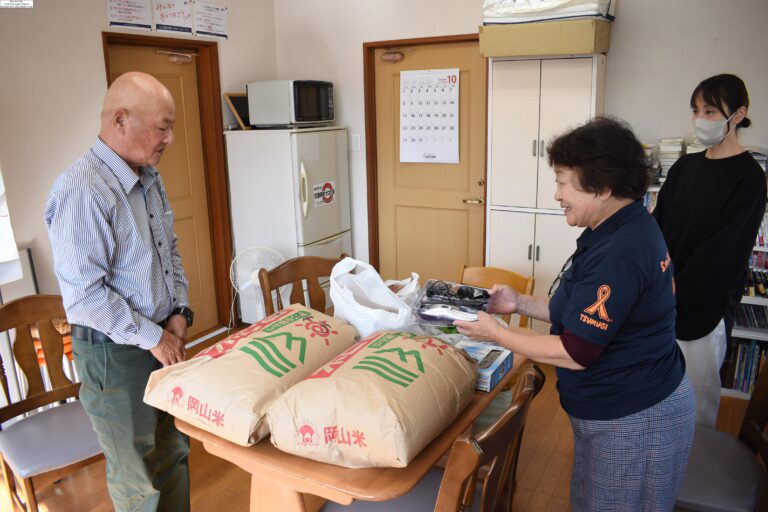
[690,74,751,130]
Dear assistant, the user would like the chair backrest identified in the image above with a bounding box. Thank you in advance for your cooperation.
[0,295,77,425]
[740,359,768,467]
[258,254,347,316]
[435,364,546,512]
[458,266,535,328]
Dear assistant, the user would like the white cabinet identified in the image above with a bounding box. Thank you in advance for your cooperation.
[489,56,605,210]
[489,211,580,333]
[486,55,604,332]
[489,211,579,307]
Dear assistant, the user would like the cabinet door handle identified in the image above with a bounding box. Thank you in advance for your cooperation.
[540,139,545,156]
[536,245,540,261]
[532,139,537,157]
[462,198,485,204]
[528,244,532,260]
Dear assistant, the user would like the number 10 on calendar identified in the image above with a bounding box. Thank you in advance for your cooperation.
[399,68,460,164]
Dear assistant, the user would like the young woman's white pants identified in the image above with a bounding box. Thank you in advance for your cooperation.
[676,318,727,427]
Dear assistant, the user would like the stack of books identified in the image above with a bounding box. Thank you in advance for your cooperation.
[657,137,684,183]
[686,139,706,154]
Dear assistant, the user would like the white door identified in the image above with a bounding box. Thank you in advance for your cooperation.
[489,60,541,208]
[536,58,594,210]
[292,129,351,245]
[488,210,536,277]
[531,212,581,333]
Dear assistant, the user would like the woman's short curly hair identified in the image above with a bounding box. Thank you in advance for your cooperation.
[547,117,650,200]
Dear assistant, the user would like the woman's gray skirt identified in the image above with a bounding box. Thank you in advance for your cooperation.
[569,375,696,512]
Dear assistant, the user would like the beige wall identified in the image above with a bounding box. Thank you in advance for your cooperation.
[0,0,276,294]
[273,0,768,264]
[605,0,768,145]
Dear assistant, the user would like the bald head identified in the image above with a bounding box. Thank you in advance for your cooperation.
[99,72,176,173]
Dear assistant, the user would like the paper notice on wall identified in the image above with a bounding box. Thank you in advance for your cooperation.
[154,0,193,34]
[194,2,228,39]
[0,172,21,285]
[107,0,152,30]
[399,68,459,164]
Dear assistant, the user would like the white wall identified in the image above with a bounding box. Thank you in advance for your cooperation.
[0,0,276,294]
[273,0,768,263]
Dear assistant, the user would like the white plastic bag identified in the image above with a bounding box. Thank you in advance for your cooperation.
[383,275,420,306]
[330,258,419,337]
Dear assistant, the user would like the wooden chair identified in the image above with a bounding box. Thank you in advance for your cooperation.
[0,295,103,512]
[676,365,768,512]
[258,254,347,316]
[458,266,534,328]
[323,364,546,512]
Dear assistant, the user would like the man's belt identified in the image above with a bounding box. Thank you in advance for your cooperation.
[71,324,114,344]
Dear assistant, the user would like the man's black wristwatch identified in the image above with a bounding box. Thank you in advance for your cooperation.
[171,306,194,327]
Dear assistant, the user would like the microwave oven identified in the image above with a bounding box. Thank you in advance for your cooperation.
[246,80,334,127]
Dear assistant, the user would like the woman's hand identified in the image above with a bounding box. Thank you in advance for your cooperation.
[454,312,504,342]
[486,285,520,315]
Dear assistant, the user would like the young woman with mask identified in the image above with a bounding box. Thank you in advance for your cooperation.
[653,74,766,427]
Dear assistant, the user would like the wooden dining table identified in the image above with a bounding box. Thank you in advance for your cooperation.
[176,352,527,512]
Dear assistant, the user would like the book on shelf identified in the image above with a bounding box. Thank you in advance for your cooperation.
[722,337,767,395]
[643,188,659,212]
[752,214,768,250]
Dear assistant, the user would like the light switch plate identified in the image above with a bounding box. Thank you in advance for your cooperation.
[351,134,361,152]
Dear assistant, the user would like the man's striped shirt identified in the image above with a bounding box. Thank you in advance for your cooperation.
[45,138,188,349]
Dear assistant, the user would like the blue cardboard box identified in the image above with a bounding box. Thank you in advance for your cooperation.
[454,340,513,392]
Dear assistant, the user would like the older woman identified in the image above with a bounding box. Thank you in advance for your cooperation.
[456,117,695,511]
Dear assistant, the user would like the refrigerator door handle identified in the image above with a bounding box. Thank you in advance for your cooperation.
[300,162,309,218]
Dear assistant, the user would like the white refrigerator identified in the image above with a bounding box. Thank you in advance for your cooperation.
[225,127,352,323]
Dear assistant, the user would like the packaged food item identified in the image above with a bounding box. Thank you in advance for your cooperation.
[143,305,357,446]
[267,331,477,467]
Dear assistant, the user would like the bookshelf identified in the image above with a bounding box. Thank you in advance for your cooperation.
[724,210,768,400]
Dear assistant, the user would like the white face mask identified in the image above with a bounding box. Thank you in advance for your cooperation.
[694,112,736,147]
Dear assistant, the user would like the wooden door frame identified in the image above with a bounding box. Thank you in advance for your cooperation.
[102,32,233,332]
[363,33,486,271]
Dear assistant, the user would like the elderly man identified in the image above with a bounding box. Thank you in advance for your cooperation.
[45,72,192,511]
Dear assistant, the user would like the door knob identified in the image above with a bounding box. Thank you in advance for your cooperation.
[462,198,485,204]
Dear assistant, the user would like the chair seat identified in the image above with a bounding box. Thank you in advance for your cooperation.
[322,467,482,512]
[676,425,767,512]
[0,400,101,478]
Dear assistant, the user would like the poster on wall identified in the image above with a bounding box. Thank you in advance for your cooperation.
[399,68,460,164]
[154,0,193,34]
[194,2,228,39]
[107,0,152,30]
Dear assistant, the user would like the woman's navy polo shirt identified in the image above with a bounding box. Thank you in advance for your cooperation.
[549,200,685,420]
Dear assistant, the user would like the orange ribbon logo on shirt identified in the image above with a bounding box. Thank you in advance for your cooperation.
[583,284,612,322]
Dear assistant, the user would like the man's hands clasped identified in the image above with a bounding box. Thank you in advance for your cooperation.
[150,314,188,366]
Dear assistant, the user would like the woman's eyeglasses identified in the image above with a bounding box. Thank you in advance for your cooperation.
[548,255,574,298]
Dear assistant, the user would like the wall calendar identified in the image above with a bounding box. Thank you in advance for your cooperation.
[399,68,459,164]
